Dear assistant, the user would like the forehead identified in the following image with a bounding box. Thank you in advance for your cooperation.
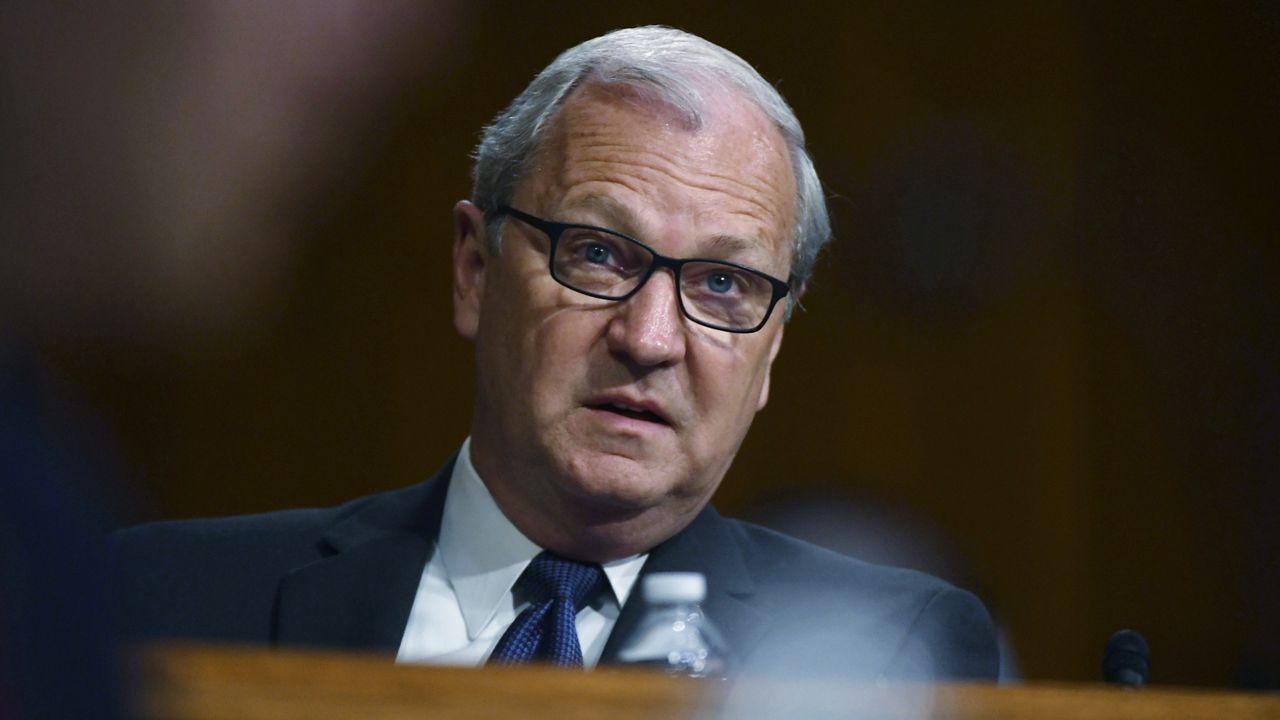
[520,83,797,268]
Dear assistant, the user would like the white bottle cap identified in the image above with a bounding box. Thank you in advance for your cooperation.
[642,572,706,604]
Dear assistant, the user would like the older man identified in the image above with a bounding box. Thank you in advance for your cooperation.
[114,26,998,680]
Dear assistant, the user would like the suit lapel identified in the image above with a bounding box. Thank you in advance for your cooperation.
[273,460,454,652]
[600,506,770,670]
[272,461,767,664]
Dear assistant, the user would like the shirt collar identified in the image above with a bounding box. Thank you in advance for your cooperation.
[439,437,646,640]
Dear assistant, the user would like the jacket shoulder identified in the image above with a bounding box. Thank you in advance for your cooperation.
[723,518,999,680]
[110,494,381,643]
[724,518,953,596]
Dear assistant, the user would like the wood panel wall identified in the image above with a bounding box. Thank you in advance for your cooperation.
[28,2,1277,687]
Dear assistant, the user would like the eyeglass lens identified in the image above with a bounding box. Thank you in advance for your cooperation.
[551,226,774,330]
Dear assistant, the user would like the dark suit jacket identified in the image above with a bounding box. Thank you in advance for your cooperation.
[112,458,998,681]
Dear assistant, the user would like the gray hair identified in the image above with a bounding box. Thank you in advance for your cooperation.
[470,25,831,297]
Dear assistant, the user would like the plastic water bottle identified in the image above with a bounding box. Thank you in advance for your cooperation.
[617,572,727,677]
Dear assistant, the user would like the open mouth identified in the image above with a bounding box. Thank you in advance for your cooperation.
[591,402,668,425]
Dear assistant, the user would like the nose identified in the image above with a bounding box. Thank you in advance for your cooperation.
[605,270,687,367]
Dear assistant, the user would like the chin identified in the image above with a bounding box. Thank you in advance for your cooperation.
[558,451,682,512]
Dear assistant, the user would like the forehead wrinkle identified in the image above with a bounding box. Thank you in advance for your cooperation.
[557,193,643,231]
[562,122,789,224]
[567,128,784,198]
[681,168,789,229]
[567,152,788,238]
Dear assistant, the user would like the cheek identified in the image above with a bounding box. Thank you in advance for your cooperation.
[521,309,609,406]
[476,287,544,403]
[531,291,615,352]
[688,344,772,431]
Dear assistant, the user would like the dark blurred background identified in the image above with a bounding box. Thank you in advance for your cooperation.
[3,1,1276,688]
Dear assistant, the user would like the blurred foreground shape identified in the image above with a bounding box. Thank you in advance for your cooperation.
[131,644,1280,720]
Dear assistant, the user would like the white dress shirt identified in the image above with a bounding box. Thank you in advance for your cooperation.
[396,438,647,667]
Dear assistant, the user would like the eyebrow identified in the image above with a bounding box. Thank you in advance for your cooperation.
[701,233,757,255]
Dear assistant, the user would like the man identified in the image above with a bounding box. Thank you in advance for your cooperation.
[114,26,998,680]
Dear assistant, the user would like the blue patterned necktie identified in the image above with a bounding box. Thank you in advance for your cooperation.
[488,551,605,667]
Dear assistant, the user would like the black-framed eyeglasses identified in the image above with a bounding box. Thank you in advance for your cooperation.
[494,206,791,334]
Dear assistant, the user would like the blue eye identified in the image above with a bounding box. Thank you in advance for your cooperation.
[706,272,735,294]
[584,244,611,264]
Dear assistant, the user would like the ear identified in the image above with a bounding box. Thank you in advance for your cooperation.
[452,200,490,340]
[755,323,785,411]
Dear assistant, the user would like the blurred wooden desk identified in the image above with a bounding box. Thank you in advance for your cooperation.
[132,644,1280,720]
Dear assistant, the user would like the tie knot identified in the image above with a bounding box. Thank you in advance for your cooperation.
[522,551,604,610]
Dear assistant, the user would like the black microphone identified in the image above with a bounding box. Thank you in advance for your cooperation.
[1103,629,1150,687]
